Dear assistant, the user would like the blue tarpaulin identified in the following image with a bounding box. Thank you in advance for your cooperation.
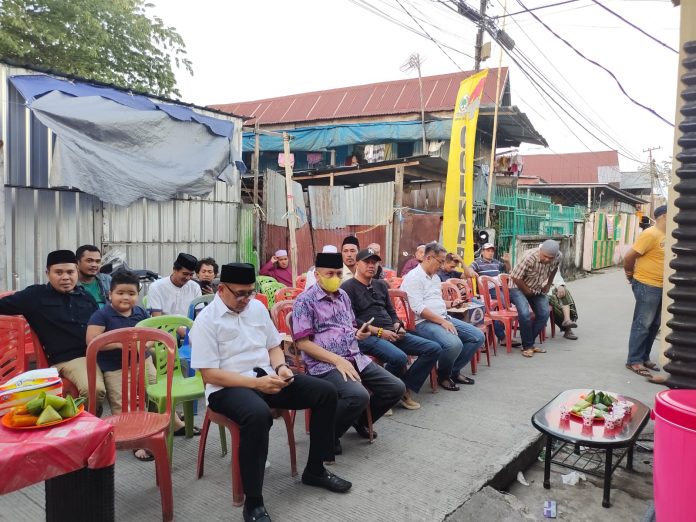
[242,120,454,152]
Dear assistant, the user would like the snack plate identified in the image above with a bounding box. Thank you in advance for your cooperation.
[1,404,84,430]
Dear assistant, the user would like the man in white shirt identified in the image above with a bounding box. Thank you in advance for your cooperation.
[548,270,578,340]
[401,242,485,391]
[190,263,351,522]
[147,252,202,316]
[341,235,359,282]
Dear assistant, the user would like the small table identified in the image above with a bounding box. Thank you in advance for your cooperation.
[0,411,116,521]
[531,389,650,508]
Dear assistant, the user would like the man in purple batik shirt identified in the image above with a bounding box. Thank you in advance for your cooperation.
[293,252,405,454]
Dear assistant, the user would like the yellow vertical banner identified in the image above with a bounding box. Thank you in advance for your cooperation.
[442,69,489,264]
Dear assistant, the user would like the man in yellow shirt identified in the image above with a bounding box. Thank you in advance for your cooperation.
[623,205,667,378]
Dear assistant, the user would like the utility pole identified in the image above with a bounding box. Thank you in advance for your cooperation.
[474,0,488,71]
[644,146,661,213]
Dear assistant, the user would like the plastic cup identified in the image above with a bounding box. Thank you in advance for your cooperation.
[559,405,570,420]
[582,409,594,426]
[604,414,616,430]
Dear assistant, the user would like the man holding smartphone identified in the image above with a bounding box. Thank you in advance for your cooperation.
[341,248,441,410]
[293,252,405,453]
[191,263,352,522]
[195,257,219,295]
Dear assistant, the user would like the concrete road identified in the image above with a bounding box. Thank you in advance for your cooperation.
[0,268,663,521]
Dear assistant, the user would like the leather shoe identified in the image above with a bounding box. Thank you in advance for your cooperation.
[302,469,352,493]
[243,505,272,522]
[353,423,377,439]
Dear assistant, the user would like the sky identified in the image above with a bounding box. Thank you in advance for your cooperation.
[151,0,680,172]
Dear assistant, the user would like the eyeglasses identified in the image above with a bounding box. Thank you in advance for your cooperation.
[223,285,257,300]
[429,256,445,266]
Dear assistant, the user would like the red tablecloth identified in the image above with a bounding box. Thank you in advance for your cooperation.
[0,411,115,494]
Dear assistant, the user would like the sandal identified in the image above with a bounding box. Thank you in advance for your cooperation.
[532,347,547,353]
[438,378,460,391]
[626,364,652,378]
[133,449,154,462]
[521,349,534,358]
[173,425,201,437]
[452,375,475,385]
[643,361,661,371]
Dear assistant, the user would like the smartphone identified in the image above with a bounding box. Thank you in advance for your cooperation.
[360,317,375,332]
[396,321,406,334]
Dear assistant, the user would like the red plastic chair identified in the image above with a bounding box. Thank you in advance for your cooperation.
[274,287,302,304]
[388,289,437,393]
[499,274,548,344]
[196,407,298,507]
[479,276,518,354]
[87,327,176,522]
[0,291,36,367]
[295,274,307,290]
[387,277,403,288]
[0,315,28,383]
[382,268,397,280]
[254,292,269,308]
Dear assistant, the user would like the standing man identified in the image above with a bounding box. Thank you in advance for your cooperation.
[341,236,360,282]
[195,257,219,295]
[623,205,667,378]
[191,263,351,522]
[293,252,405,452]
[401,245,425,277]
[76,245,112,308]
[401,242,484,391]
[259,249,293,286]
[147,253,202,316]
[0,250,102,406]
[341,248,441,410]
[508,240,561,358]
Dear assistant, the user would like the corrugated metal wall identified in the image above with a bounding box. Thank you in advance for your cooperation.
[102,180,242,276]
[264,223,315,274]
[308,182,394,228]
[4,187,98,289]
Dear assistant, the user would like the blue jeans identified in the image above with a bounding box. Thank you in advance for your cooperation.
[359,333,442,393]
[508,288,550,349]
[415,316,485,378]
[627,279,662,365]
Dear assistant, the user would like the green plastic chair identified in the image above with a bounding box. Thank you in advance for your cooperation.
[256,275,278,288]
[136,315,204,460]
[261,281,287,309]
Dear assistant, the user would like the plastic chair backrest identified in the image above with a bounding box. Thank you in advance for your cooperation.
[498,274,515,312]
[87,327,175,415]
[136,315,193,379]
[295,274,307,290]
[388,289,416,331]
[187,294,215,319]
[257,276,278,287]
[270,300,295,335]
[262,282,287,309]
[447,278,473,301]
[388,277,403,288]
[382,269,397,280]
[274,287,302,304]
[142,295,148,310]
[441,281,461,302]
[254,293,269,308]
[0,315,27,383]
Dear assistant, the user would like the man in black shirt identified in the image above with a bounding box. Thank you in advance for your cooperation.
[341,248,441,410]
[0,250,102,406]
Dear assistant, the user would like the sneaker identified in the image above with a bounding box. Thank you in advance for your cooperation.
[400,396,421,410]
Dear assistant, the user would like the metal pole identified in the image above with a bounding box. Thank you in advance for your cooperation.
[282,132,299,286]
[253,122,260,266]
[474,0,487,71]
[417,60,427,153]
[392,166,405,269]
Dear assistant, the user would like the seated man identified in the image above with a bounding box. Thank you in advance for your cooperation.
[0,250,102,406]
[191,263,351,522]
[366,243,385,280]
[305,245,338,288]
[470,243,519,347]
[293,252,405,451]
[195,257,219,295]
[401,245,425,277]
[341,248,441,410]
[147,252,202,316]
[548,271,578,340]
[508,240,561,358]
[76,244,112,308]
[437,252,476,281]
[259,249,293,286]
[401,242,485,391]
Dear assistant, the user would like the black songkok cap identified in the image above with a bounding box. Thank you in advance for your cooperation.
[342,235,360,248]
[315,253,343,269]
[175,252,197,271]
[46,250,77,268]
[220,263,256,284]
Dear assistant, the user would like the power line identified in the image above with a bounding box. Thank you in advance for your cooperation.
[589,0,678,53]
[394,0,466,71]
[493,0,580,19]
[515,0,674,127]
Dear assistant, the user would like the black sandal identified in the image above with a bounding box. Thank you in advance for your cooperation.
[452,375,475,385]
[643,361,661,371]
[626,364,652,378]
[133,449,154,462]
[173,425,201,437]
[438,378,460,391]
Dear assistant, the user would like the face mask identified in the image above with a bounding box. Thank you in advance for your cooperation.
[318,274,341,293]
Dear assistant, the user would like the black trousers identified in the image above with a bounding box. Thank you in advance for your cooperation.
[207,374,337,498]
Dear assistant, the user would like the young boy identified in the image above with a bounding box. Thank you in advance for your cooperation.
[86,270,191,460]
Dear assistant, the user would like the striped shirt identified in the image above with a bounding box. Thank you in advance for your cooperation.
[470,257,506,288]
[509,248,561,294]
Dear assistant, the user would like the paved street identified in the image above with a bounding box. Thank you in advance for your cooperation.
[0,268,661,522]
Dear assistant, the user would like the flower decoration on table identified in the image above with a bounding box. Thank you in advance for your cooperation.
[2,391,85,428]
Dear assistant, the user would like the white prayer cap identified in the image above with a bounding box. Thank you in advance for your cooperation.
[322,245,338,253]
[275,249,288,257]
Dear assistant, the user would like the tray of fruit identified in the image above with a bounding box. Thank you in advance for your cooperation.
[1,391,85,429]
[568,390,617,422]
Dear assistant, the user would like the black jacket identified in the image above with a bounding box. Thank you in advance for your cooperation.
[0,284,98,365]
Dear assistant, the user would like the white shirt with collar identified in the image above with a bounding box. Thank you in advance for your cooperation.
[190,295,282,400]
[342,264,355,282]
[400,263,447,324]
[147,276,201,316]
